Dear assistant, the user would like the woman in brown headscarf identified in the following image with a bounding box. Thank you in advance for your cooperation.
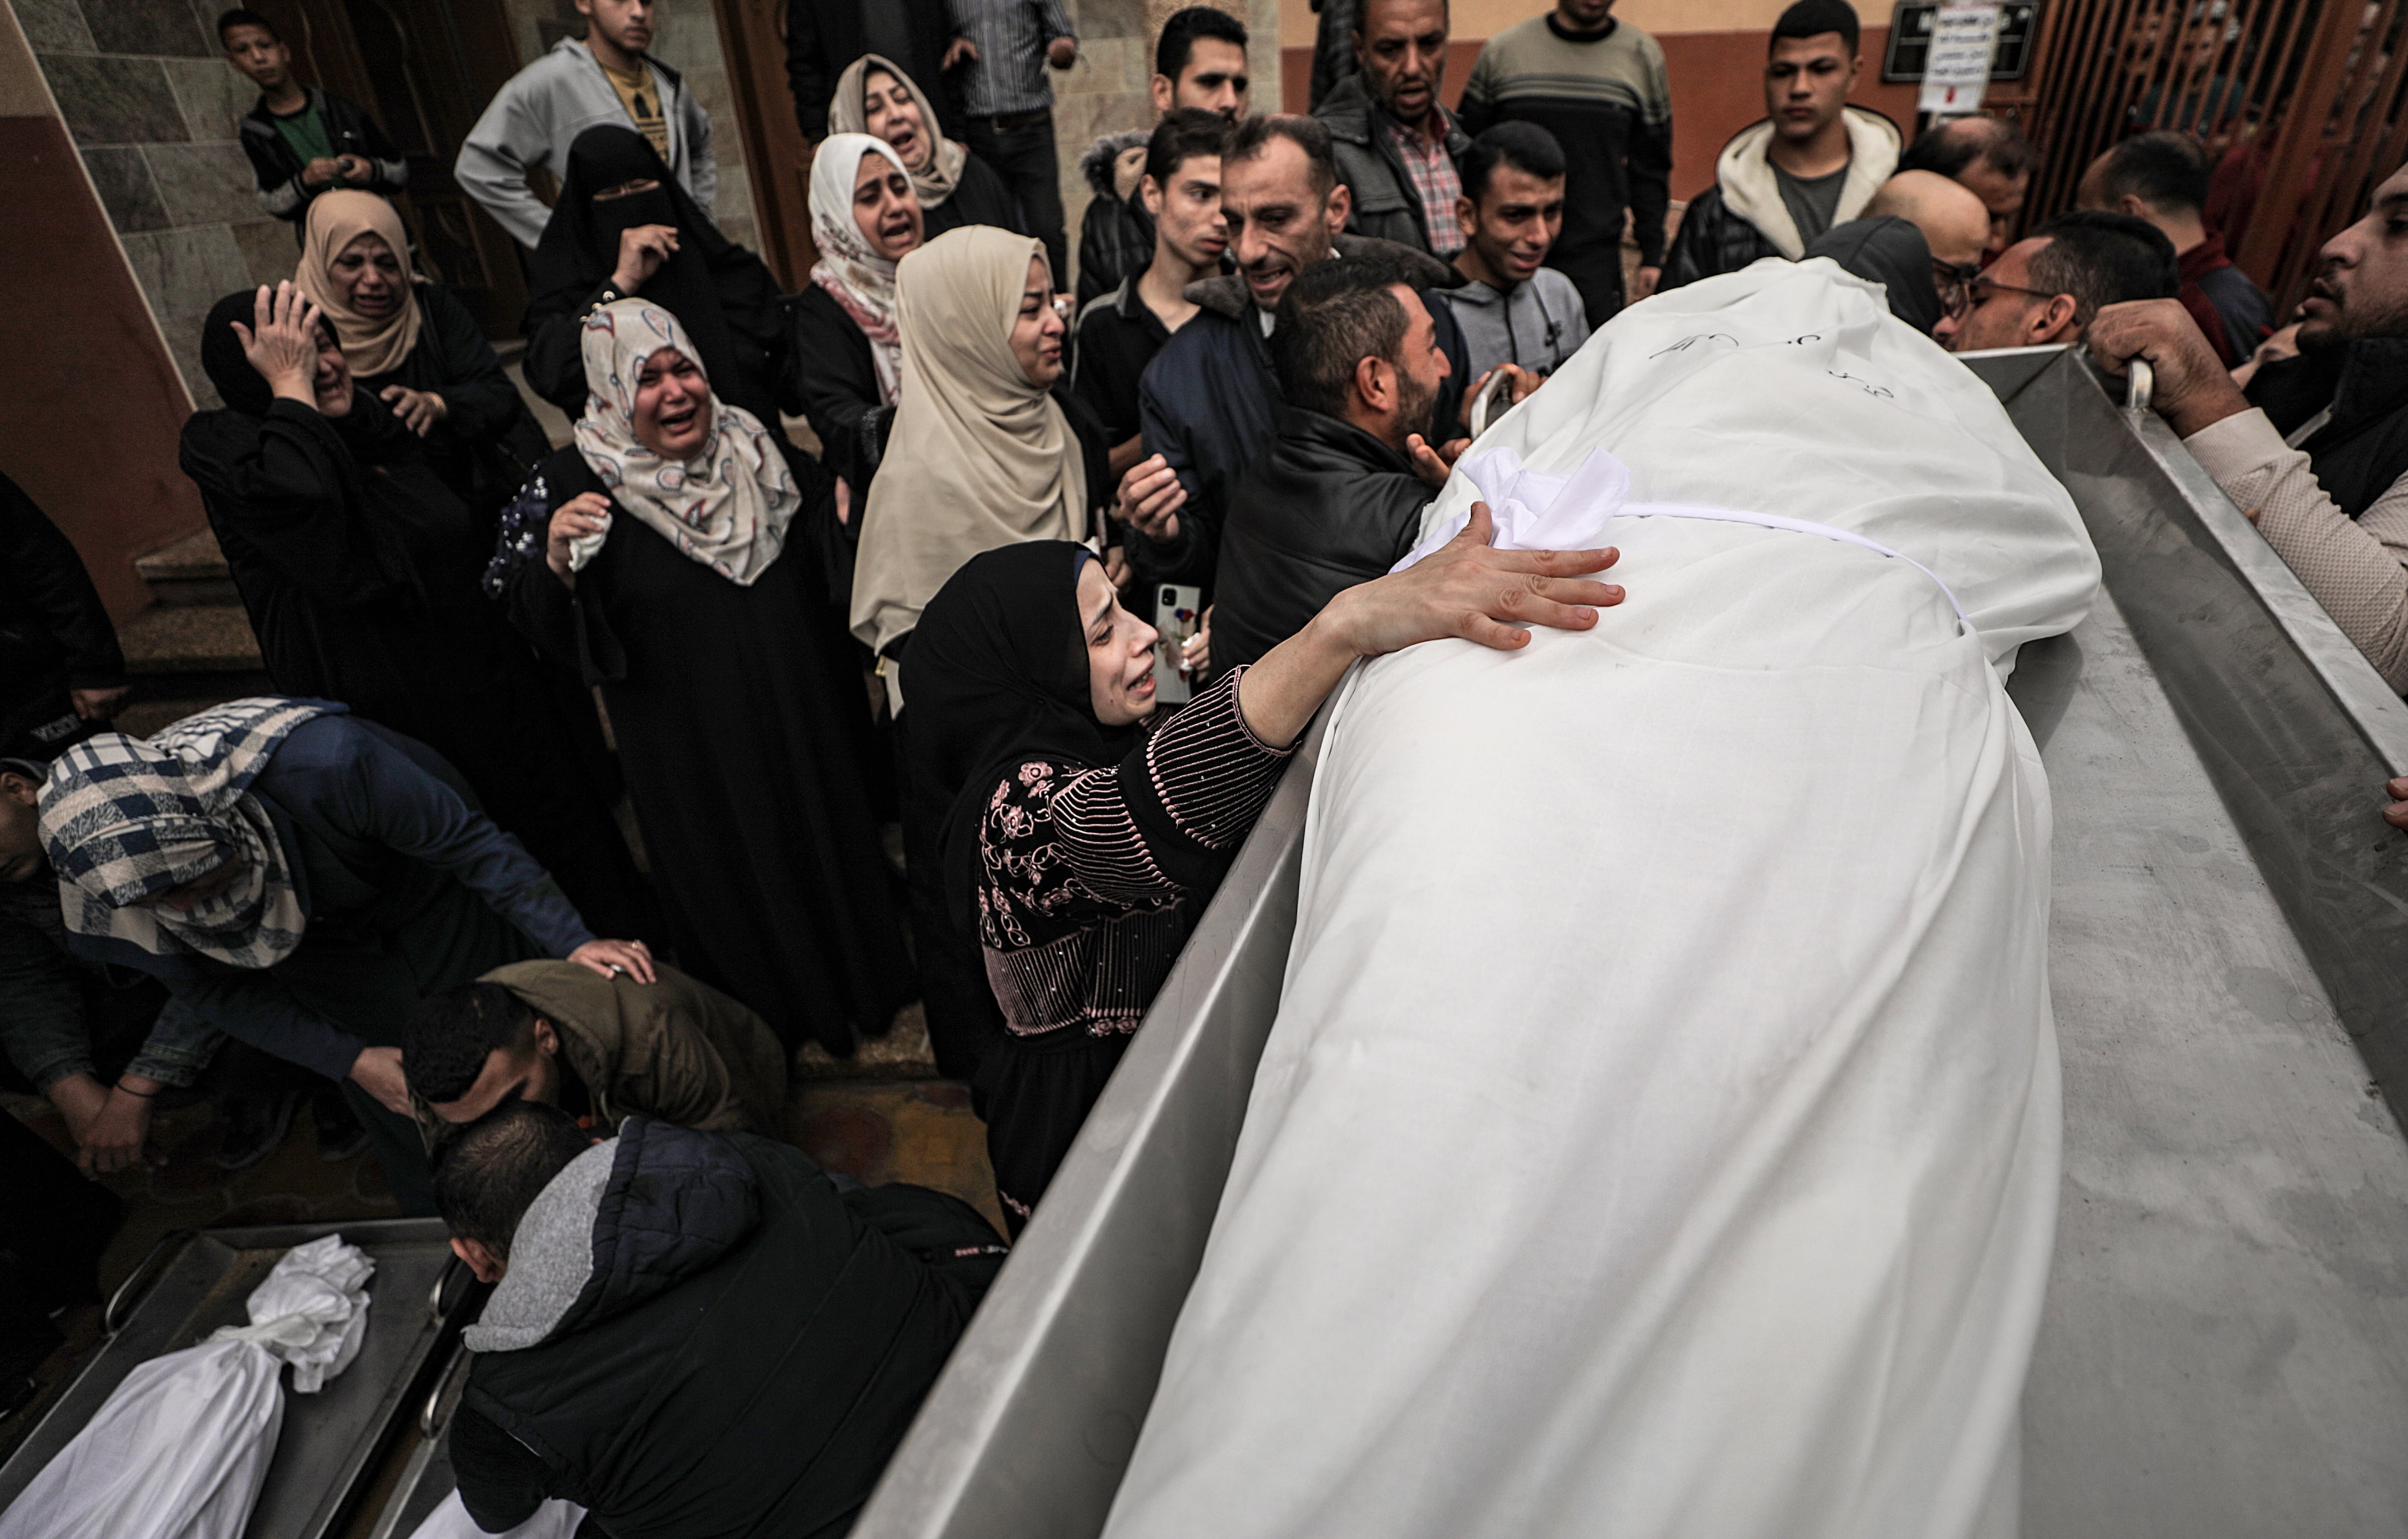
[830,53,1020,243]
[292,191,544,516]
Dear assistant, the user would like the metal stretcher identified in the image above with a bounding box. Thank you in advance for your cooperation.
[856,345,2408,1539]
[0,1216,478,1539]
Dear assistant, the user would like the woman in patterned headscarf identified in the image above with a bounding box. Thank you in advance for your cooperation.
[37,694,654,1215]
[829,53,1019,241]
[492,300,912,1057]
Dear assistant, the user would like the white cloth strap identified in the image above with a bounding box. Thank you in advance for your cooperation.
[1396,446,1968,630]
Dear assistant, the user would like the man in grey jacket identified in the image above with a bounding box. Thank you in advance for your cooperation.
[456,0,717,249]
[1440,122,1591,382]
[1312,0,1469,258]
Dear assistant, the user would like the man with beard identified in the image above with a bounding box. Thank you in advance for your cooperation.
[2092,163,2408,692]
[1210,257,1459,673]
[1313,0,1471,259]
[1122,114,1470,598]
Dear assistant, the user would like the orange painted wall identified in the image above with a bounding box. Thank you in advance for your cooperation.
[1282,31,1922,202]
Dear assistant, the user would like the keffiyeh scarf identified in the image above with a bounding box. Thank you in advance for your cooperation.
[39,697,335,970]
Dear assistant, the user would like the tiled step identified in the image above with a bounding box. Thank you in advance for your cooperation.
[793,1003,940,1082]
[131,528,237,607]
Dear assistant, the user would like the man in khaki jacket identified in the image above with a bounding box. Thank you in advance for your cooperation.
[403,960,787,1148]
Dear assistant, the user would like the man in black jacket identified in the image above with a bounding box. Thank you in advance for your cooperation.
[219,9,406,225]
[1313,0,1470,259]
[1214,257,1453,673]
[440,1101,1007,1539]
[1125,115,1469,600]
[784,0,956,141]
[1660,0,1899,291]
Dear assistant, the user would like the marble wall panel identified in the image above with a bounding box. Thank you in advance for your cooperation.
[78,0,209,56]
[118,221,250,324]
[13,0,96,53]
[45,51,186,141]
[161,53,248,141]
[81,141,171,228]
[230,214,297,284]
[145,137,261,222]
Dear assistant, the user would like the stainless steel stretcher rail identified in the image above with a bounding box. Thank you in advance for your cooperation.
[857,345,2408,1539]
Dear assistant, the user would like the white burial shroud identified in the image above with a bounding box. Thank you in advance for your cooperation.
[1100,261,2101,1539]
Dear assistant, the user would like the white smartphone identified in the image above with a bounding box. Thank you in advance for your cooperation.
[1468,369,1513,439]
[1152,583,1202,706]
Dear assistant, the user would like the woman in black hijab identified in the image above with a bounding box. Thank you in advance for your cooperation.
[521,126,792,429]
[908,522,1624,1230]
[180,282,649,941]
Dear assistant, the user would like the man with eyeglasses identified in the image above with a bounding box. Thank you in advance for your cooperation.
[1803,169,1988,335]
[1936,209,2177,352]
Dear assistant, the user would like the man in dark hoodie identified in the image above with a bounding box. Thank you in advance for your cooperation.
[1074,7,1251,312]
[440,1100,1007,1538]
[1124,114,1469,598]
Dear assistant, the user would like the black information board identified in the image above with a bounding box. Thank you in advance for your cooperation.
[1882,0,2042,82]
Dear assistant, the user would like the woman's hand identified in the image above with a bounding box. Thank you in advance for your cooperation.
[1115,455,1185,545]
[1182,604,1212,678]
[1236,501,1623,748]
[570,938,656,984]
[349,1045,412,1117]
[835,475,852,527]
[2384,777,2408,831]
[612,225,681,294]
[546,492,613,586]
[380,385,447,435]
[80,1080,164,1174]
[230,282,326,406]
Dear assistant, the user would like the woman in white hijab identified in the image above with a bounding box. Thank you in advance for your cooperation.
[793,133,920,515]
[828,54,1020,241]
[490,299,912,1059]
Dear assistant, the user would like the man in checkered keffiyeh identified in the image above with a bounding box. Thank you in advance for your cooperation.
[39,696,337,970]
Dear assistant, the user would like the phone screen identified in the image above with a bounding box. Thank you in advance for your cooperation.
[1152,584,1202,706]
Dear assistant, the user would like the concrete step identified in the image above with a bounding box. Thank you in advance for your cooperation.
[118,602,262,675]
[132,529,237,607]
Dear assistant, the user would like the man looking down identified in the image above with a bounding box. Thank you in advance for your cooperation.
[2076,131,2275,365]
[1803,169,1991,335]
[440,1101,1006,1537]
[1215,257,1457,673]
[403,962,787,1148]
[1937,209,2178,352]
[2092,163,2408,692]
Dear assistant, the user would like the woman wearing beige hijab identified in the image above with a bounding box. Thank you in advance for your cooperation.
[853,223,1108,1083]
[829,54,1020,243]
[291,190,543,513]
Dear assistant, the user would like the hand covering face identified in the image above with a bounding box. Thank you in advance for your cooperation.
[906,542,1137,927]
[808,133,912,406]
[574,299,800,587]
[292,190,422,378]
[39,697,335,970]
[851,226,1088,674]
[828,53,967,211]
[529,126,781,409]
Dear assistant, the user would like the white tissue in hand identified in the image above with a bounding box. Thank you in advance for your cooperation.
[567,507,611,572]
[210,1233,376,1394]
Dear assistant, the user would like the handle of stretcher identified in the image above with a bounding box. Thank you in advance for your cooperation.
[103,1228,194,1336]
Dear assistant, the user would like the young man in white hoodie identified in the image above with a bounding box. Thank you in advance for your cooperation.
[456,0,717,248]
[1659,0,1898,291]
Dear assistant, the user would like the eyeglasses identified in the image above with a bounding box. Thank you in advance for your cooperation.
[1931,260,1984,319]
[1965,275,2072,311]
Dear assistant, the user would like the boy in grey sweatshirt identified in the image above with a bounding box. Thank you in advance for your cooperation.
[1438,122,1592,383]
[457,2,717,249]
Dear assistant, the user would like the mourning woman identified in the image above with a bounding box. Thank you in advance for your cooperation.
[292,190,546,514]
[830,54,1018,243]
[793,133,919,516]
[852,225,1109,1080]
[181,284,645,939]
[38,695,655,1214]
[496,300,911,1056]
[521,127,790,429]
[909,516,1624,1228]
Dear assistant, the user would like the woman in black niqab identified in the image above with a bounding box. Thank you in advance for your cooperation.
[180,287,649,941]
[521,126,790,427]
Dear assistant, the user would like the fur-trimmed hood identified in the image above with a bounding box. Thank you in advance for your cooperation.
[1183,231,1466,322]
[1081,128,1153,206]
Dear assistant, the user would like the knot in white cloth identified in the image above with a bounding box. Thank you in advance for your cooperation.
[209,1234,375,1394]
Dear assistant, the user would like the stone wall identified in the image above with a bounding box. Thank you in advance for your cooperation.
[10,0,302,408]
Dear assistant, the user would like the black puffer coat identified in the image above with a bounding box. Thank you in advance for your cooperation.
[2248,336,2408,522]
[451,1118,1007,1539]
[1212,408,1432,673]
[1075,129,1154,312]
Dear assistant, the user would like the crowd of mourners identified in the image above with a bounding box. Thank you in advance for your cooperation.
[6,0,2408,1529]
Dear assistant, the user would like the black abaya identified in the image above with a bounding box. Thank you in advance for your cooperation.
[354,280,548,518]
[181,295,649,941]
[504,445,913,1054]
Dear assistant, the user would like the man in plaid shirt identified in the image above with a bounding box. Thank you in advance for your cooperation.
[1311,0,1469,258]
[945,0,1080,283]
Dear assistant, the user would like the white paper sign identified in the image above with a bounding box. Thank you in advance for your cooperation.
[1919,0,2004,113]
